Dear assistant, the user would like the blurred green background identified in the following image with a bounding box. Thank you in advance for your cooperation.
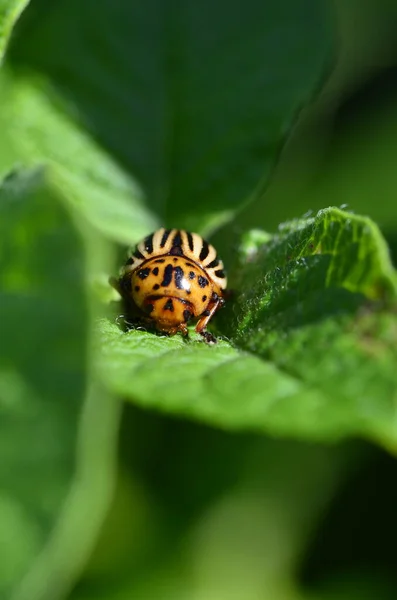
[2,1,397,599]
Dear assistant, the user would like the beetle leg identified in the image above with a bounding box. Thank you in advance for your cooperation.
[195,293,225,344]
[175,323,189,337]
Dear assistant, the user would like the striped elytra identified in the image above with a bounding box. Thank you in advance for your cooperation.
[123,228,227,291]
[114,228,227,343]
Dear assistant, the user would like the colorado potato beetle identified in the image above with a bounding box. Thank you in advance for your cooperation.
[111,228,227,344]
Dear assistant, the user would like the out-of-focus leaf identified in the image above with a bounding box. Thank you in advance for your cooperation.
[7,0,332,234]
[0,72,158,244]
[0,169,120,600]
[0,0,30,63]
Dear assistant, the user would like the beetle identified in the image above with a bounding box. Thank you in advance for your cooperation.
[110,228,227,344]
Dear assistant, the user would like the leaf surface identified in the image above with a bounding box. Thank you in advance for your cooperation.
[0,170,120,600]
[0,0,30,63]
[7,0,332,234]
[97,208,397,450]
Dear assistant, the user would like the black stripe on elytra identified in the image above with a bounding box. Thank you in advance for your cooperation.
[198,275,209,288]
[144,233,154,254]
[170,246,183,256]
[126,256,134,265]
[206,258,219,269]
[187,232,194,252]
[161,264,173,287]
[138,268,151,280]
[174,266,185,289]
[164,298,174,312]
[133,248,144,259]
[214,269,225,279]
[160,229,171,247]
[172,230,182,248]
[152,267,159,276]
[199,240,209,261]
[183,309,193,322]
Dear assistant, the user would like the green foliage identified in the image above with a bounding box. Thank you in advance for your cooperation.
[97,208,397,449]
[0,0,29,62]
[0,74,157,243]
[1,1,397,600]
[0,170,121,600]
[6,0,331,234]
[0,168,84,598]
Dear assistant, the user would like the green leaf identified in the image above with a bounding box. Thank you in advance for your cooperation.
[229,207,397,339]
[0,169,121,600]
[0,73,158,244]
[7,0,332,234]
[226,207,397,447]
[95,318,302,430]
[0,0,30,63]
[96,208,397,451]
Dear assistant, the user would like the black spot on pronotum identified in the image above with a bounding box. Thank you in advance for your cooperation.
[188,271,195,280]
[202,309,211,316]
[161,264,173,287]
[138,268,151,280]
[206,258,219,269]
[214,269,225,278]
[164,298,174,312]
[152,283,160,290]
[174,266,185,289]
[134,285,140,292]
[145,303,154,314]
[202,295,207,302]
[198,276,209,288]
[154,258,165,264]
[199,240,209,261]
[160,229,172,247]
[185,262,195,268]
[152,267,159,276]
[144,233,154,254]
[173,257,178,262]
[183,309,193,322]
[187,232,194,252]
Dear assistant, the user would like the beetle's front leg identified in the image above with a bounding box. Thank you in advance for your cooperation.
[195,292,225,344]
